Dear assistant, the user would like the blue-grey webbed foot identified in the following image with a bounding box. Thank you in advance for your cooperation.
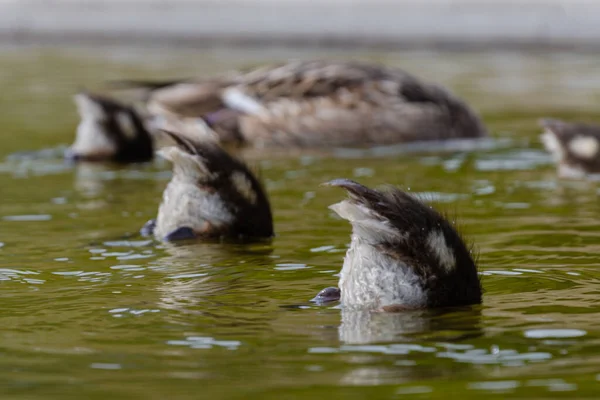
[163,226,197,241]
[311,287,341,304]
[140,219,156,237]
[63,148,81,163]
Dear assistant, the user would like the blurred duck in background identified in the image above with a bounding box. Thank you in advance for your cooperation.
[67,60,487,162]
[66,92,154,163]
[66,92,214,163]
[540,118,600,178]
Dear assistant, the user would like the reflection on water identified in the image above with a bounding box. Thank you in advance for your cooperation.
[2,47,600,399]
[337,308,483,345]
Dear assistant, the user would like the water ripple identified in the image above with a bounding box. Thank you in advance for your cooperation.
[524,329,587,339]
[166,336,242,350]
[2,214,52,221]
[438,347,552,366]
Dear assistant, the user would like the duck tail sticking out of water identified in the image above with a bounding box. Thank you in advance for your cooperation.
[313,179,481,311]
[142,130,274,242]
[539,118,600,178]
[66,92,154,163]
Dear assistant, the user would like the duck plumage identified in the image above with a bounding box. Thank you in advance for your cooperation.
[67,93,154,163]
[113,60,488,148]
[143,130,274,242]
[314,179,481,311]
[540,118,600,178]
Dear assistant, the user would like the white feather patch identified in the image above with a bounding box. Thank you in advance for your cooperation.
[157,146,211,178]
[74,94,105,120]
[339,239,427,310]
[329,200,406,243]
[154,181,235,240]
[558,163,586,179]
[115,111,137,140]
[426,230,456,272]
[568,135,599,159]
[70,120,117,157]
[230,171,257,205]
[221,87,266,115]
[540,130,564,161]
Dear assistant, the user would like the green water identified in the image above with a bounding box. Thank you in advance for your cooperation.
[1,45,600,399]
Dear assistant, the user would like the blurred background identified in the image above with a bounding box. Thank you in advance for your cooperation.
[2,1,600,399]
[2,0,599,50]
[2,0,600,155]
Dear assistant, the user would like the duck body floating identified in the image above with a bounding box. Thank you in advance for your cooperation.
[314,179,482,311]
[109,60,488,149]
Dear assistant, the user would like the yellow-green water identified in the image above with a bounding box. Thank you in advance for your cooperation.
[1,45,600,399]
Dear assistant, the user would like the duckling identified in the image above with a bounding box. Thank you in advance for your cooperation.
[66,92,154,162]
[111,60,488,148]
[141,130,273,242]
[312,179,481,311]
[540,118,600,178]
[67,92,218,163]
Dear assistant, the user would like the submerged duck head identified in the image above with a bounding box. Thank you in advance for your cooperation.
[66,93,154,163]
[313,179,481,311]
[540,118,600,178]
[144,130,273,242]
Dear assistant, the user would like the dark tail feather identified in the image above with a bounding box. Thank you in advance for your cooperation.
[157,129,199,156]
[322,178,383,204]
[323,178,369,195]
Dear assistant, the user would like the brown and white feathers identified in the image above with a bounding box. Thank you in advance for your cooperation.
[540,118,600,178]
[112,60,488,148]
[66,93,154,163]
[147,130,273,242]
[314,179,481,311]
[67,92,222,163]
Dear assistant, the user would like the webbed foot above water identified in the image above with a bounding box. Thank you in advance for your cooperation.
[163,226,197,241]
[140,219,156,237]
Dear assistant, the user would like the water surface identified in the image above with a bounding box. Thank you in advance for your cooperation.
[1,46,600,399]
